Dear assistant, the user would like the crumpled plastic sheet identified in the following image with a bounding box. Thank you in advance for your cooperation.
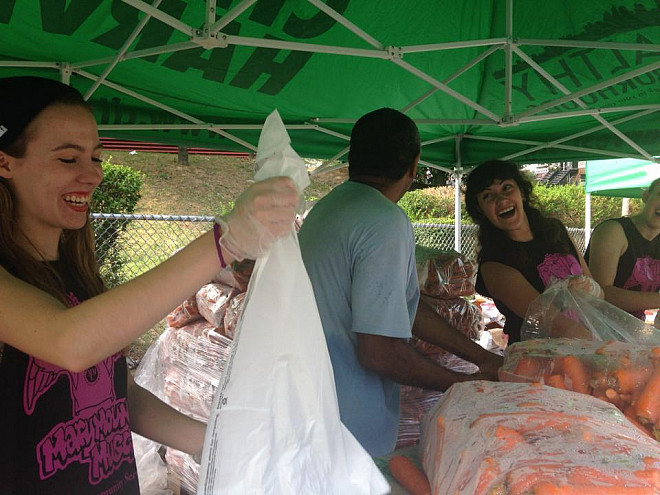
[134,320,235,494]
[223,292,246,340]
[166,294,202,329]
[421,380,660,494]
[522,278,660,344]
[165,448,199,495]
[415,246,476,299]
[195,283,237,330]
[500,337,660,440]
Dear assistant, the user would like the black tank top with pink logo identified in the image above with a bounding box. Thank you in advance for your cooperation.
[586,217,660,320]
[0,259,139,494]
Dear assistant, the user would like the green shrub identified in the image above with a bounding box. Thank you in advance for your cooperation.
[92,157,145,287]
[400,183,643,228]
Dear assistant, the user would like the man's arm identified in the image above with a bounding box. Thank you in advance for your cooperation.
[357,332,497,392]
[589,220,660,312]
[411,298,502,376]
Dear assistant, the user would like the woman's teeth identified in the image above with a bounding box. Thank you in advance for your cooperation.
[63,195,90,205]
[498,206,514,217]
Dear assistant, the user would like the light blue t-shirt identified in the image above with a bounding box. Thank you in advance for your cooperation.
[299,181,419,457]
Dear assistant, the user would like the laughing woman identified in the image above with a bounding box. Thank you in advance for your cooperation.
[464,160,599,344]
[0,76,297,494]
[585,177,660,320]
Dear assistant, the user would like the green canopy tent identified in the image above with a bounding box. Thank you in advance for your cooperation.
[1,0,659,250]
[583,157,659,246]
[586,158,659,198]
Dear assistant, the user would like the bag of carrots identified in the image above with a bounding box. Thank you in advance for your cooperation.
[420,380,660,494]
[500,338,660,440]
[415,246,477,299]
[521,277,660,344]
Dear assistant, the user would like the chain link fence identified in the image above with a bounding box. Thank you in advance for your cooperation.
[91,214,589,283]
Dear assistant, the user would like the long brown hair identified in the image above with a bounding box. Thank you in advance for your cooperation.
[0,99,104,305]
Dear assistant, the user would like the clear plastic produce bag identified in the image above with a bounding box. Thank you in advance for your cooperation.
[521,277,660,344]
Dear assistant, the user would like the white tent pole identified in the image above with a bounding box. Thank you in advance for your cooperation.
[86,0,163,100]
[206,0,216,26]
[210,0,256,33]
[72,42,197,69]
[120,0,195,36]
[518,105,660,123]
[59,64,71,85]
[585,192,592,250]
[504,109,658,160]
[464,133,651,160]
[515,60,660,119]
[512,46,654,161]
[518,39,660,52]
[504,0,513,120]
[419,160,452,173]
[306,0,383,49]
[0,61,59,68]
[391,58,500,121]
[454,135,463,253]
[402,45,501,113]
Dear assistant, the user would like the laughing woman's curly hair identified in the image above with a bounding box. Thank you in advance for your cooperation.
[463,160,573,264]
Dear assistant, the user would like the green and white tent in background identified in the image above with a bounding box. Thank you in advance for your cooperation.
[586,158,659,198]
[1,0,658,249]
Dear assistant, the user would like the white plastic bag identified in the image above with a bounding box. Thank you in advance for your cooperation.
[197,110,389,495]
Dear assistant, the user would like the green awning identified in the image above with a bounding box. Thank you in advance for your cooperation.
[0,1,658,171]
[585,158,659,198]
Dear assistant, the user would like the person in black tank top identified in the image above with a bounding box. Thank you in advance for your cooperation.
[465,160,600,344]
[0,76,298,493]
[585,177,660,320]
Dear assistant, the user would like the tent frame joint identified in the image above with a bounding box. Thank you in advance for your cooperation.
[386,46,403,60]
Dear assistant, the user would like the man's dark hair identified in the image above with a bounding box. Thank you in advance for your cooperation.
[348,108,420,181]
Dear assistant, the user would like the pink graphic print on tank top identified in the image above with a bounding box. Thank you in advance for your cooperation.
[537,253,583,287]
[23,291,134,484]
[623,256,660,293]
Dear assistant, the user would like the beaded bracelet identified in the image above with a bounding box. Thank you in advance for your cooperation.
[213,222,227,269]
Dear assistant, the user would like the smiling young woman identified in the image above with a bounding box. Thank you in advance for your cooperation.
[0,76,298,494]
[464,160,597,344]
[585,177,660,319]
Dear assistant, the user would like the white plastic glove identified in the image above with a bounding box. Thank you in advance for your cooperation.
[566,275,604,299]
[215,176,298,262]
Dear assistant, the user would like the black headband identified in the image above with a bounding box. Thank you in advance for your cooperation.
[0,76,84,150]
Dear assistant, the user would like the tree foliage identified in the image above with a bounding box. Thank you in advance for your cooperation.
[400,184,642,227]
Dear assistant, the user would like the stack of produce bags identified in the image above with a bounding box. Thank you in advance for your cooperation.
[134,264,252,493]
[414,246,482,342]
[420,380,660,494]
[397,247,482,449]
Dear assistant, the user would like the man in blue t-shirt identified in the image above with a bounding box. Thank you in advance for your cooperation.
[299,108,502,457]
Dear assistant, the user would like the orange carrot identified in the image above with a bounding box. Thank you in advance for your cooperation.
[513,356,544,379]
[613,366,653,394]
[494,425,525,452]
[634,468,660,489]
[475,456,500,494]
[562,355,591,394]
[546,374,567,390]
[633,368,660,426]
[623,405,655,439]
[533,483,653,494]
[388,455,431,495]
